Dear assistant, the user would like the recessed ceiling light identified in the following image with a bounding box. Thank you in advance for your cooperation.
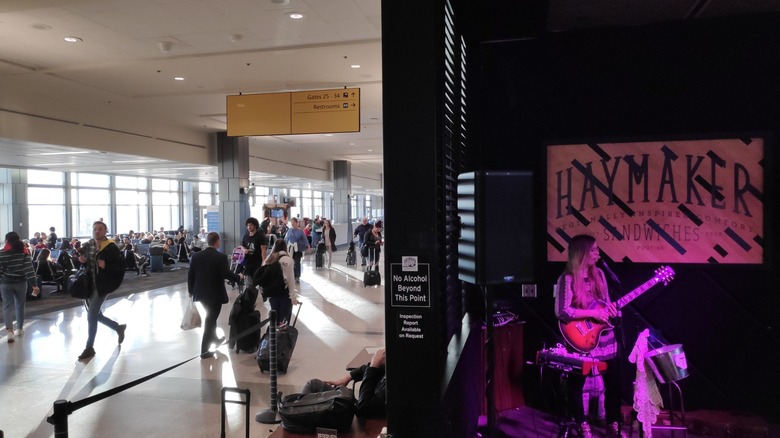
[63,36,82,43]
[174,77,185,81]
[350,64,361,69]
[287,12,304,19]
[32,23,52,31]
[324,134,334,137]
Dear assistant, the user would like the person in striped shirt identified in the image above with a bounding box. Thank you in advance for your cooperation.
[1,231,40,343]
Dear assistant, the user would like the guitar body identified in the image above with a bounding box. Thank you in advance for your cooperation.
[558,300,613,353]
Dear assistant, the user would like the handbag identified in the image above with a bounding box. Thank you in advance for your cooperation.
[279,386,356,433]
[181,297,202,330]
[67,267,91,299]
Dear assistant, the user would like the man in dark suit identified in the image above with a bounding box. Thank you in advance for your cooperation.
[188,232,242,359]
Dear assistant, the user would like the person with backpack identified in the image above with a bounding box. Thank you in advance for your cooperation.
[76,221,127,361]
[1,232,40,343]
[301,348,387,418]
[254,239,299,325]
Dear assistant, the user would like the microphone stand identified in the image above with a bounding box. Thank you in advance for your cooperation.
[601,259,626,431]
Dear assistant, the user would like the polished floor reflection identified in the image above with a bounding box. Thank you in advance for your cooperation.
[0,255,384,438]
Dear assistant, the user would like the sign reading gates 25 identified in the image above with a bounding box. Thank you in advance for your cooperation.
[546,137,764,264]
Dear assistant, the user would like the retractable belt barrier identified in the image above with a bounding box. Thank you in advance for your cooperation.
[47,317,271,437]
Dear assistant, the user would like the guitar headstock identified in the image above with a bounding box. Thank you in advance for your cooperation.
[655,266,675,285]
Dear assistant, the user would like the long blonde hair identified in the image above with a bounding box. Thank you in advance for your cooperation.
[565,234,608,307]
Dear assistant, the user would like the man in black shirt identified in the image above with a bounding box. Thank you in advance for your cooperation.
[241,217,266,289]
[48,227,58,249]
[301,348,386,418]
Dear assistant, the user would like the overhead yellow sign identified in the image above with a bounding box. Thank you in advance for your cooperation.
[227,88,360,136]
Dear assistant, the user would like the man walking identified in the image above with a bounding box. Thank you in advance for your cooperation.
[188,232,242,359]
[353,218,373,266]
[77,221,126,361]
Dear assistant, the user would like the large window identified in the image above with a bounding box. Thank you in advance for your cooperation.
[71,173,111,236]
[116,176,149,234]
[27,170,65,240]
[152,178,180,231]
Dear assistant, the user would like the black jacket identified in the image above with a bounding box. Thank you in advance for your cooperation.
[91,241,125,296]
[188,247,240,305]
[349,364,386,417]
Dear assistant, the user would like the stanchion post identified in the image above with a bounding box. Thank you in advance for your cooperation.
[255,310,282,424]
[51,399,69,438]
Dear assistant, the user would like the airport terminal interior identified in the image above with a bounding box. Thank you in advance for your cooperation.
[4,0,780,437]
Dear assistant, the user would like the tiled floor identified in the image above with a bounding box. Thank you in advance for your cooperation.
[1,254,384,438]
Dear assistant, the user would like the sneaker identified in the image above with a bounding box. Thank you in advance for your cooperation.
[78,347,96,360]
[16,328,24,336]
[117,324,127,345]
[7,331,14,343]
[295,279,300,284]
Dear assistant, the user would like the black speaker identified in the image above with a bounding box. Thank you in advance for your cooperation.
[457,171,534,285]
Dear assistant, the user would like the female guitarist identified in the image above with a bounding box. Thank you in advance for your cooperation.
[555,234,626,438]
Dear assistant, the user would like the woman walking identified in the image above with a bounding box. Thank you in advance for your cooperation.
[1,231,40,343]
[322,219,337,269]
[254,239,299,324]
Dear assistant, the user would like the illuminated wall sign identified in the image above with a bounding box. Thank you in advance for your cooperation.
[547,137,765,264]
[226,88,360,136]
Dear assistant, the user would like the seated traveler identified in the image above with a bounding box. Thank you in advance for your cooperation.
[34,248,65,292]
[301,348,386,418]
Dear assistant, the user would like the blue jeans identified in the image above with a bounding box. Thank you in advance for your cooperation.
[1,282,27,331]
[84,292,119,348]
[269,296,292,324]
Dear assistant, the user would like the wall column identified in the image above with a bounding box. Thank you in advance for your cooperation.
[217,132,250,253]
[0,169,28,237]
[332,160,352,232]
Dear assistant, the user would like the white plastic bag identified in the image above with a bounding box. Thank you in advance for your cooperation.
[181,297,202,330]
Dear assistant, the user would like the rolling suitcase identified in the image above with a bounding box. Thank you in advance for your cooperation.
[236,311,262,353]
[363,247,381,287]
[346,241,357,266]
[257,302,302,374]
[315,242,326,268]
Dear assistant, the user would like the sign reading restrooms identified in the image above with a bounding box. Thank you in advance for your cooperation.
[547,137,764,264]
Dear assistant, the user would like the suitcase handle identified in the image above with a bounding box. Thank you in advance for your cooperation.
[292,302,302,327]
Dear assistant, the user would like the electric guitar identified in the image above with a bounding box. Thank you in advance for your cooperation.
[559,266,675,353]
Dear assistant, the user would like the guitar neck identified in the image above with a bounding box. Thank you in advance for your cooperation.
[615,275,664,308]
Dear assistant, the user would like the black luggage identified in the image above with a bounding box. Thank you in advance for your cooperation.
[236,311,261,353]
[279,386,356,433]
[363,267,381,287]
[315,241,326,268]
[228,287,260,352]
[257,303,302,373]
[346,241,357,266]
[363,247,381,287]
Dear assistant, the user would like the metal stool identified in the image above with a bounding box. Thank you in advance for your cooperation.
[221,387,251,438]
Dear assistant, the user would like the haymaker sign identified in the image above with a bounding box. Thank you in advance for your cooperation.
[547,137,764,264]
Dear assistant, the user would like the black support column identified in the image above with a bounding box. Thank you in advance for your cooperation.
[383,1,446,436]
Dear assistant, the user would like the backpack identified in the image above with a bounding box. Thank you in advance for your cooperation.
[252,261,285,298]
[279,387,356,433]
